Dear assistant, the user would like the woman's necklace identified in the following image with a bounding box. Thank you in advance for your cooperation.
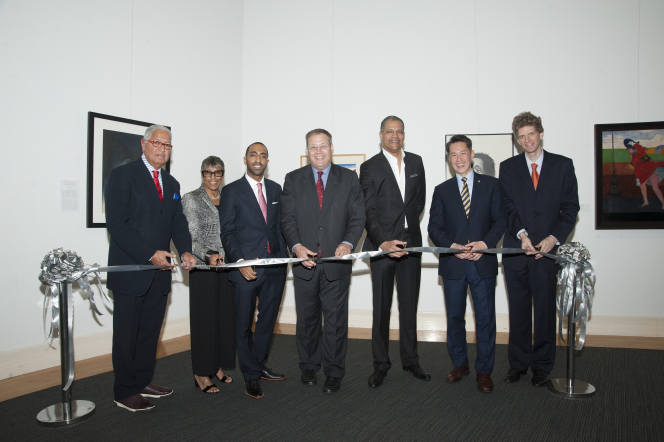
[208,194,220,200]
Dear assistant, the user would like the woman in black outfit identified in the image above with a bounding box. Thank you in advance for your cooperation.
[182,156,236,393]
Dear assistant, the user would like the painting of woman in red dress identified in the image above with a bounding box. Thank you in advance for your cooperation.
[624,138,664,209]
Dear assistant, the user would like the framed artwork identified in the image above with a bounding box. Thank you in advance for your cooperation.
[86,112,170,228]
[300,154,366,177]
[594,121,664,230]
[444,133,516,180]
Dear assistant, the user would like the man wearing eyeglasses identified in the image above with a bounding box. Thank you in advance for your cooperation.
[219,142,289,399]
[280,129,366,393]
[105,124,197,412]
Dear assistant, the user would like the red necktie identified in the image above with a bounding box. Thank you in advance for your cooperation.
[152,170,163,202]
[531,164,539,190]
[257,183,270,254]
[316,171,324,257]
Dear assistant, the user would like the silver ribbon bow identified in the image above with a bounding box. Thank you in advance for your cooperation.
[556,242,595,351]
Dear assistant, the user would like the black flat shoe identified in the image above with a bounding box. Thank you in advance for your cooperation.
[301,370,317,386]
[244,380,264,399]
[403,363,431,381]
[504,368,527,383]
[532,370,549,387]
[194,377,219,394]
[261,368,286,381]
[368,369,387,388]
[323,376,341,393]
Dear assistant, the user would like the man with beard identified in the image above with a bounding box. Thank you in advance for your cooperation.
[219,142,289,399]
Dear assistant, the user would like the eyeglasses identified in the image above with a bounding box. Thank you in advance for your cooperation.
[202,170,224,177]
[146,140,173,150]
[308,144,329,153]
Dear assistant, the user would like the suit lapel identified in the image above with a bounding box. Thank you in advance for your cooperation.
[136,160,163,204]
[301,167,323,218]
[403,153,414,205]
[239,177,265,222]
[516,153,536,195]
[536,150,553,193]
[378,152,404,205]
[468,173,485,218]
[319,165,339,220]
[197,185,217,213]
[451,175,467,216]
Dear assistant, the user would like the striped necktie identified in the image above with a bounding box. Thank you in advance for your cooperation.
[461,177,470,218]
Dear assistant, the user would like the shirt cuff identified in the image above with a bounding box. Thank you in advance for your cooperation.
[342,241,353,250]
[517,229,527,240]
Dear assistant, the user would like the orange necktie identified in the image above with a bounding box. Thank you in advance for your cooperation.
[531,163,539,190]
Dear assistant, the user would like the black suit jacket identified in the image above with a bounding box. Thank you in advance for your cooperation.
[218,176,288,284]
[105,158,192,296]
[428,173,505,279]
[360,151,426,250]
[499,150,579,272]
[280,164,366,281]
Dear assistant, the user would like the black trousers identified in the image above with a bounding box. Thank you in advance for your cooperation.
[189,269,236,376]
[232,266,286,381]
[112,284,168,401]
[370,240,422,372]
[294,264,350,379]
[505,258,558,374]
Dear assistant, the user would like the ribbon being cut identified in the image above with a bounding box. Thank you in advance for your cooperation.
[38,243,594,390]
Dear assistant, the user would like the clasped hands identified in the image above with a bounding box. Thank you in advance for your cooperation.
[451,241,487,261]
[294,243,352,269]
[520,234,557,260]
[150,251,198,270]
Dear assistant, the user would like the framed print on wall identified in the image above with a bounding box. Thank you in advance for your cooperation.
[594,121,664,230]
[86,112,171,228]
[444,133,516,180]
[300,154,366,177]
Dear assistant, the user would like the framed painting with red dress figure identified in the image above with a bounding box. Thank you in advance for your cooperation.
[595,121,664,229]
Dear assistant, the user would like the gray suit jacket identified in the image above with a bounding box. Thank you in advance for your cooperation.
[280,164,366,281]
[182,185,224,263]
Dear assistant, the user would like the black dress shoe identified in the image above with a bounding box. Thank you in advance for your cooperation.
[403,363,431,381]
[244,380,264,399]
[504,368,527,383]
[532,370,549,387]
[368,369,387,388]
[261,368,286,381]
[323,376,341,393]
[139,383,173,398]
[301,369,317,386]
[114,394,155,412]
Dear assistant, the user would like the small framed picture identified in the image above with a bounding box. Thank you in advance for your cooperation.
[594,121,664,230]
[86,112,170,228]
[300,154,366,177]
[444,133,516,180]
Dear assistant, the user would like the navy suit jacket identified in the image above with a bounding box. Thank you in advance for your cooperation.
[219,176,288,284]
[105,158,192,296]
[428,173,505,280]
[499,150,579,273]
[360,151,426,250]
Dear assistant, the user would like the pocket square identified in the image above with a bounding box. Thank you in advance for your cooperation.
[410,174,419,178]
[173,193,180,200]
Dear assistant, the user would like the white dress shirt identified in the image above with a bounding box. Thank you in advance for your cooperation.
[244,173,266,205]
[382,149,407,228]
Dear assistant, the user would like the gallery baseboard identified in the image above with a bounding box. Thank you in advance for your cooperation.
[1,308,662,380]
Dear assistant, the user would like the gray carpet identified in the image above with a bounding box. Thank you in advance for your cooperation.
[2,334,663,441]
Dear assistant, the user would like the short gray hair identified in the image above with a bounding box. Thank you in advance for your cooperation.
[201,156,225,172]
[144,124,172,140]
[380,116,405,133]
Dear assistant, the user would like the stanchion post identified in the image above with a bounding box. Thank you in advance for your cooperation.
[36,282,95,425]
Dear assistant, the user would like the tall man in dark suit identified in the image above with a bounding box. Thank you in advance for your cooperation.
[219,142,288,399]
[359,116,429,388]
[428,135,505,393]
[105,125,197,412]
[280,129,366,393]
[499,112,579,386]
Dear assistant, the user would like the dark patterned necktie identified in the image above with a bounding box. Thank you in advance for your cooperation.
[461,177,470,218]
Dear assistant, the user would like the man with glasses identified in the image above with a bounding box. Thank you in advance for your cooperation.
[280,129,365,393]
[105,124,197,412]
[219,142,289,399]
[359,116,429,388]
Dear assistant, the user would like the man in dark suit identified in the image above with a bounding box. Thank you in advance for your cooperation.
[105,124,197,412]
[359,116,429,388]
[499,112,579,386]
[219,142,288,399]
[280,128,366,393]
[428,135,505,393]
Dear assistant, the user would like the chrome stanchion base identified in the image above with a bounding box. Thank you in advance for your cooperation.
[547,378,596,398]
[36,400,95,426]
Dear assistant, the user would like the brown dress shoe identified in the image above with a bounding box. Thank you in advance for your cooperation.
[140,383,173,398]
[114,394,155,412]
[476,373,494,393]
[446,365,470,382]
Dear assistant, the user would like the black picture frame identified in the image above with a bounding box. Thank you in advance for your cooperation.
[86,112,171,228]
[594,121,664,230]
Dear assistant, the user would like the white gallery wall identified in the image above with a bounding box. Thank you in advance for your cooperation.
[1,0,662,377]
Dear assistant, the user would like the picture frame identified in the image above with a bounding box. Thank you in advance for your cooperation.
[444,133,516,180]
[300,154,366,177]
[594,121,664,230]
[86,112,171,228]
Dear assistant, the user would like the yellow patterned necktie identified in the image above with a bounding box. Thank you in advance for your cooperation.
[461,177,470,218]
